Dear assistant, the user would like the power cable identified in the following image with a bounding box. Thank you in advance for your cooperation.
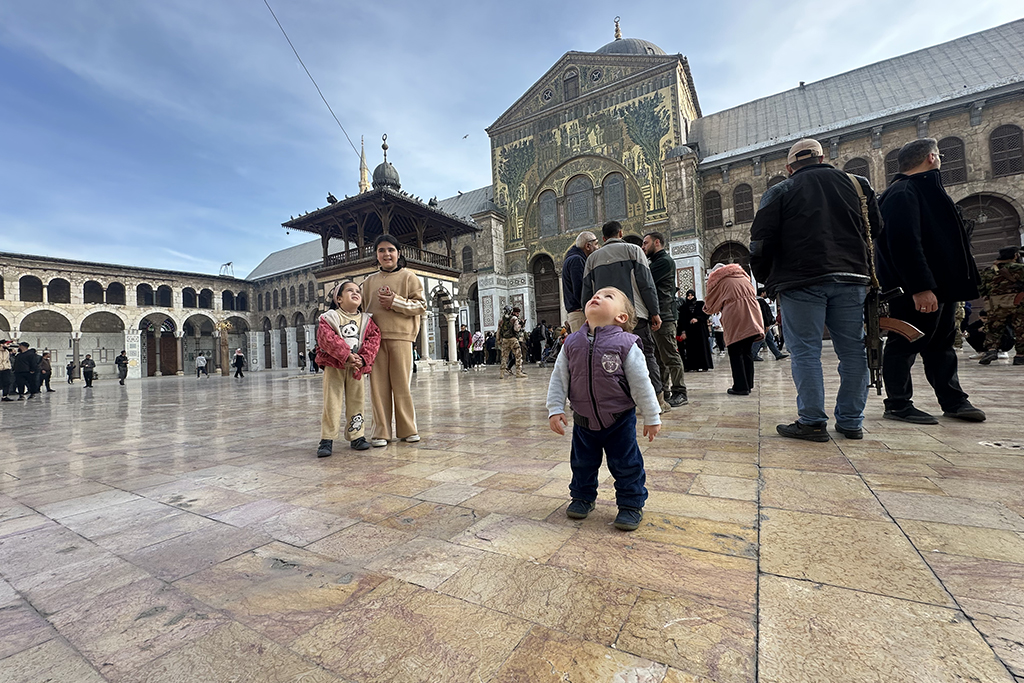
[262,0,361,159]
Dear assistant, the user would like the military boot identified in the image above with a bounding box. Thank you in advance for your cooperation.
[978,350,999,365]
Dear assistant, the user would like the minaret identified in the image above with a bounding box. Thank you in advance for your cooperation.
[614,16,622,40]
[358,136,371,193]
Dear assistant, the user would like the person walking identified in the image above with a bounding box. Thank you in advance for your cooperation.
[977,247,1024,366]
[298,350,306,372]
[39,352,54,392]
[643,231,687,406]
[13,343,41,399]
[233,349,246,377]
[877,138,985,423]
[361,234,427,447]
[115,350,129,385]
[562,231,600,334]
[677,290,714,372]
[65,359,75,384]
[80,354,96,388]
[195,352,209,379]
[751,289,789,361]
[471,329,484,368]
[704,264,763,396]
[457,324,472,371]
[1,340,15,401]
[497,306,527,378]
[750,138,880,441]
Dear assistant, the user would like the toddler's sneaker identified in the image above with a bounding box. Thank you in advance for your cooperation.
[316,439,333,458]
[370,438,388,448]
[350,437,371,451]
[566,499,596,519]
[614,507,643,531]
[402,434,421,443]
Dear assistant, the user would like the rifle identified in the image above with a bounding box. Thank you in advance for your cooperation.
[847,174,925,395]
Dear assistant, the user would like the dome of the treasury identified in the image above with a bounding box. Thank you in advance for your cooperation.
[595,37,666,56]
[372,161,401,190]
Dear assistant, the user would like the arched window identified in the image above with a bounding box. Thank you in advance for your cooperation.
[289,286,296,306]
[0,276,4,300]
[258,292,263,311]
[462,246,474,273]
[182,288,197,308]
[237,292,247,311]
[308,282,314,303]
[937,137,967,185]
[565,175,594,230]
[280,288,287,308]
[156,285,173,307]
[199,288,212,308]
[843,157,870,182]
[106,282,125,305]
[991,125,1023,177]
[703,191,723,229]
[137,284,154,306]
[538,190,558,238]
[603,173,627,221]
[48,278,71,303]
[222,290,235,311]
[298,283,305,303]
[563,69,579,101]
[884,149,901,186]
[733,184,754,223]
[766,175,786,190]
[83,281,104,304]
[19,276,43,302]
[273,290,279,309]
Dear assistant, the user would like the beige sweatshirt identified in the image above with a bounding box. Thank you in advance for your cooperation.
[361,268,425,342]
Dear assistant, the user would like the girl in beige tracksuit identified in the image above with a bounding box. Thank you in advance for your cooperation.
[361,234,426,446]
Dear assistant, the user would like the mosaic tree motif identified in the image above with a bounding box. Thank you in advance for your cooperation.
[620,93,670,211]
[498,140,536,242]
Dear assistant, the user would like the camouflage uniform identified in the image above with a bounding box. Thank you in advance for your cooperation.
[979,253,1024,359]
[953,301,965,349]
[497,309,526,378]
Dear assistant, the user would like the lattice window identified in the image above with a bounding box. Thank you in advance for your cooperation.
[298,284,305,303]
[603,173,627,221]
[884,149,901,186]
[937,138,967,185]
[258,293,263,311]
[703,191,722,229]
[733,184,754,223]
[539,190,558,237]
[308,282,315,302]
[563,70,579,101]
[843,157,870,183]
[991,125,1023,177]
[273,290,279,309]
[462,246,474,273]
[289,287,296,306]
[566,175,594,230]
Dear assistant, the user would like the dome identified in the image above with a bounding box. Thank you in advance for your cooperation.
[665,145,695,160]
[372,161,400,190]
[595,37,665,56]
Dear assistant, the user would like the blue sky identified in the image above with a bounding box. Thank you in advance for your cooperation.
[1,1,1020,278]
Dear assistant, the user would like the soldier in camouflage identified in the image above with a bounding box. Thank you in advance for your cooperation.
[978,246,1024,366]
[498,306,527,378]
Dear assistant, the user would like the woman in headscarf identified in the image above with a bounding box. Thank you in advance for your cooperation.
[676,289,714,372]
[704,264,764,395]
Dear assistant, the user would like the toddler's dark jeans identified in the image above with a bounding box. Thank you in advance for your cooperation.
[569,409,648,509]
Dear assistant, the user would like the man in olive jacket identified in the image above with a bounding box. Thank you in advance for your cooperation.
[877,138,984,424]
[643,231,687,406]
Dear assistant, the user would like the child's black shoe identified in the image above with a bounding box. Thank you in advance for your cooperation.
[566,499,596,519]
[350,437,371,451]
[613,507,643,531]
[317,439,333,458]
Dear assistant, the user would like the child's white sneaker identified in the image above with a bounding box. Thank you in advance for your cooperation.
[370,438,388,448]
[402,434,420,443]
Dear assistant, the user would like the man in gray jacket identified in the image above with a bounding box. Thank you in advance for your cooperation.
[582,220,663,397]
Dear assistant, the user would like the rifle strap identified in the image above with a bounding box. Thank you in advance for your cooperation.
[846,173,880,289]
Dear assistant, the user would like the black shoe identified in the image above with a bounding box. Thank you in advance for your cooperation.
[834,424,863,440]
[350,437,371,451]
[316,439,333,458]
[776,421,830,442]
[46,389,55,392]
[727,388,750,396]
[1,397,11,402]
[119,380,124,385]
[1014,356,1024,366]
[776,353,790,360]
[613,507,643,531]
[752,356,764,361]
[566,499,596,519]
[667,391,688,407]
[978,350,999,365]
[17,396,24,401]
[883,406,938,425]
[943,402,986,422]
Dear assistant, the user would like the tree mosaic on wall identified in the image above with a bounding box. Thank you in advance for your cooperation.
[619,92,671,212]
[497,140,536,243]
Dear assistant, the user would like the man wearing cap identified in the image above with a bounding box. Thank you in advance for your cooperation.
[562,231,600,333]
[877,138,985,423]
[977,246,1024,366]
[750,138,881,442]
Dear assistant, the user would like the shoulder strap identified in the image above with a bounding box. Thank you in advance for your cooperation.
[846,173,879,288]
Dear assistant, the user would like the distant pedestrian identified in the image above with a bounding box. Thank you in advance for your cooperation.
[195,352,209,379]
[471,329,484,367]
[704,264,763,396]
[81,354,96,387]
[115,350,129,385]
[66,360,75,384]
[309,346,320,373]
[677,290,714,372]
[484,332,496,364]
[298,350,306,372]
[0,340,14,401]
[457,324,472,371]
[233,349,246,378]
[40,352,54,392]
[13,343,41,399]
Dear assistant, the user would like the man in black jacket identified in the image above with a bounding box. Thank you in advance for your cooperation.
[643,231,687,406]
[877,138,984,423]
[750,139,881,442]
[12,342,41,399]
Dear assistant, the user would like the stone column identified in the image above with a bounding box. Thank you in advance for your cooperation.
[175,331,184,376]
[124,329,142,380]
[72,332,81,380]
[419,314,430,361]
[446,314,457,363]
[270,329,280,370]
[154,330,163,376]
[286,327,297,369]
[246,331,260,373]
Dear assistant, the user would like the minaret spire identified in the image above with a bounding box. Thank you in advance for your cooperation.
[614,16,621,40]
[358,136,371,193]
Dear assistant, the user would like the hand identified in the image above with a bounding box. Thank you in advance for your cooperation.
[690,318,698,325]
[349,354,364,368]
[549,413,568,436]
[378,287,396,310]
[912,290,938,314]
[643,424,661,442]
[650,315,662,332]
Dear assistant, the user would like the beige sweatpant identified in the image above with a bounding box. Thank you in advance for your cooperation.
[370,339,417,441]
[321,365,366,441]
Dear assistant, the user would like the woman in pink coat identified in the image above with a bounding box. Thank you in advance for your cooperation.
[704,264,765,395]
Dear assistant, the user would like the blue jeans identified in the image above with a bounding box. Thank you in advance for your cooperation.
[752,328,783,358]
[779,283,868,429]
[569,409,647,509]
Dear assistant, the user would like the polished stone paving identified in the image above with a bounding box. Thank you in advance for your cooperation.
[1,351,1022,682]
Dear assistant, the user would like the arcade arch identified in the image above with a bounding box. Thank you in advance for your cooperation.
[276,315,289,368]
[139,315,178,376]
[710,242,751,273]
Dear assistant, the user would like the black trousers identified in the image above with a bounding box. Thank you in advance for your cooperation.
[633,318,663,395]
[882,295,968,412]
[0,369,12,396]
[234,366,244,378]
[41,372,51,391]
[83,370,94,387]
[14,371,35,396]
[727,336,758,392]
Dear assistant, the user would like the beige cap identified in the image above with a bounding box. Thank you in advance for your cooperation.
[787,138,823,164]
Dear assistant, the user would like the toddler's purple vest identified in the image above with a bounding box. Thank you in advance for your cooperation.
[563,323,640,430]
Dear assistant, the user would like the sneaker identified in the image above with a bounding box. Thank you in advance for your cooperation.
[968,352,985,360]
[776,421,830,442]
[667,391,688,407]
[978,350,999,365]
[998,351,1010,359]
[566,499,596,519]
[350,437,371,451]
[0,397,11,402]
[883,406,938,425]
[613,507,643,531]
[943,402,986,422]
[316,439,333,458]
[402,434,421,443]
[775,353,790,360]
[834,424,863,440]
[370,438,388,448]
[515,372,528,378]
[727,388,750,396]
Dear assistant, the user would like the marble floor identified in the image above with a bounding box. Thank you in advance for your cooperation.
[1,349,1022,683]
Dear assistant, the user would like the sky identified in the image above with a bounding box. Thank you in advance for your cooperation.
[1,1,1021,279]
